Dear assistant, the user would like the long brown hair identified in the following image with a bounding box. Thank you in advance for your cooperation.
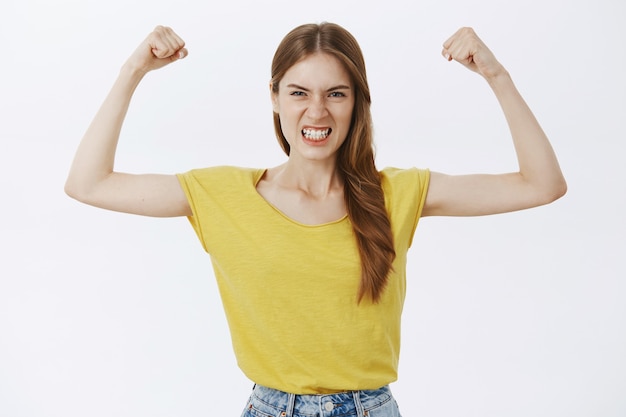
[270,22,395,303]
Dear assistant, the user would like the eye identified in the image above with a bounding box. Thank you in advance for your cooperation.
[290,91,306,96]
[329,91,346,98]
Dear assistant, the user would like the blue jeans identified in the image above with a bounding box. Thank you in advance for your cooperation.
[240,384,402,417]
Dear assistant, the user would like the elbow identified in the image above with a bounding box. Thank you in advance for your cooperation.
[64,176,92,203]
[538,176,568,206]
[555,177,568,200]
[551,174,568,202]
[64,178,81,201]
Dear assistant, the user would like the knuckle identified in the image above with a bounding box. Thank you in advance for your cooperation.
[459,27,475,37]
[153,25,172,36]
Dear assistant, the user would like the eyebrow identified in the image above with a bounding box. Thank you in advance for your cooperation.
[286,83,351,92]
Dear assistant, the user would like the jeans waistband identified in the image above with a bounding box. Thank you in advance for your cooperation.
[250,384,393,417]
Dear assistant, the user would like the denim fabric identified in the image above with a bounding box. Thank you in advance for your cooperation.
[241,384,402,417]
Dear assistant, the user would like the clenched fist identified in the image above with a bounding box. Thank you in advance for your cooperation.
[442,27,506,80]
[124,25,188,74]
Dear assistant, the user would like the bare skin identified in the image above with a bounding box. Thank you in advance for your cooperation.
[257,52,354,224]
[423,27,566,216]
[65,26,191,217]
[256,165,347,225]
[65,26,566,224]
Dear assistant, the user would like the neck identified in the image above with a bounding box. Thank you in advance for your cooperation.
[278,157,343,198]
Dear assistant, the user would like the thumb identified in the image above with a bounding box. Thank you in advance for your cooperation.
[152,47,188,62]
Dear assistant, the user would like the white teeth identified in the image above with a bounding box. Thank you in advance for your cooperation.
[302,128,330,140]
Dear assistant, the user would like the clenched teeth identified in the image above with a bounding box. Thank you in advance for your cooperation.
[302,128,331,140]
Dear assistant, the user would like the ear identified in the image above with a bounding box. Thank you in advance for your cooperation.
[270,82,279,113]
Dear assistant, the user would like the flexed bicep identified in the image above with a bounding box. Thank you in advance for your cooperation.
[421,29,566,218]
[70,173,192,217]
[422,171,555,217]
[65,26,193,218]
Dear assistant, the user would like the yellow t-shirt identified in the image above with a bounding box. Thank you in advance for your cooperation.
[177,166,430,394]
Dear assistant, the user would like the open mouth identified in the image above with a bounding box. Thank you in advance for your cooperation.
[302,128,332,141]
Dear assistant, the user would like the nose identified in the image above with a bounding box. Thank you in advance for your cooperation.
[306,96,328,120]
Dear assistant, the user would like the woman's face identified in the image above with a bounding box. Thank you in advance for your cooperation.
[272,52,355,164]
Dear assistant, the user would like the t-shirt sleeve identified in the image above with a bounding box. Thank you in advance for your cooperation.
[176,166,263,254]
[381,167,430,249]
[176,169,211,252]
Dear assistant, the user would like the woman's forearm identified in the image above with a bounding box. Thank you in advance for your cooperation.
[64,66,144,200]
[487,71,567,202]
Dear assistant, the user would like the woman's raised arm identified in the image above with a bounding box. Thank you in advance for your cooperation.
[422,27,567,217]
[65,26,192,217]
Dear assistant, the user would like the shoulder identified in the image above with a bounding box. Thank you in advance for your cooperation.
[178,166,265,187]
[176,166,266,203]
[380,167,431,222]
[380,167,430,192]
[378,168,432,247]
[182,165,263,180]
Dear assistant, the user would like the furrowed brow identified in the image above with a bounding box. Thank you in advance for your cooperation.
[286,83,351,92]
[286,83,310,91]
[327,85,351,92]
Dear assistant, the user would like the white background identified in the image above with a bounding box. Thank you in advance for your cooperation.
[1,0,624,416]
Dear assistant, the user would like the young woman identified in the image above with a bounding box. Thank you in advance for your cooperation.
[65,22,566,417]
